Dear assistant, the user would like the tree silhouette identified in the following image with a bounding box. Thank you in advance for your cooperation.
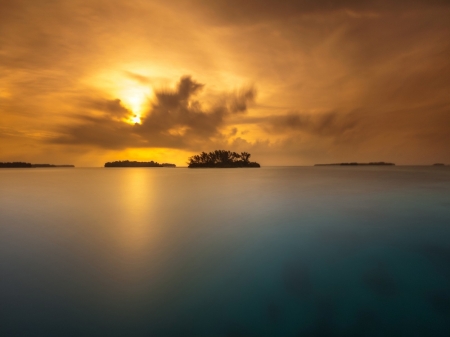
[240,152,251,163]
[187,150,260,168]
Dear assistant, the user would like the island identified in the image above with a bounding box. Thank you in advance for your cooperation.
[0,162,74,168]
[433,163,445,166]
[0,162,33,168]
[315,162,395,166]
[188,150,260,168]
[32,164,75,168]
[104,160,176,167]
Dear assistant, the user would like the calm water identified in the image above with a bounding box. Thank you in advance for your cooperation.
[1,167,450,336]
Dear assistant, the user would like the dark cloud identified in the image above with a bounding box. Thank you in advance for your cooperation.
[263,111,360,137]
[53,116,143,149]
[228,87,257,114]
[260,101,450,147]
[82,98,131,118]
[229,127,238,136]
[172,0,450,25]
[52,76,256,150]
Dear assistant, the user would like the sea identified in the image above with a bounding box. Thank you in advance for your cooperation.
[1,166,449,336]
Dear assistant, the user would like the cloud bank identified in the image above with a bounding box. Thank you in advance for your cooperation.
[1,0,449,165]
[53,76,256,150]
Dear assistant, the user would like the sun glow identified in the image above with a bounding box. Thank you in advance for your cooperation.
[132,114,141,124]
[120,86,151,124]
[123,87,148,112]
[85,68,162,125]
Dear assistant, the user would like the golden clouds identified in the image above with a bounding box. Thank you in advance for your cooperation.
[1,0,450,165]
[52,76,256,152]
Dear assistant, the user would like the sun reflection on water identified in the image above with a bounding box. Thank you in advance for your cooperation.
[110,169,162,279]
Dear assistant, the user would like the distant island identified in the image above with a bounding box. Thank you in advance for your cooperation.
[32,164,74,168]
[104,160,176,167]
[433,163,445,166]
[0,162,74,168]
[0,162,32,168]
[315,162,395,166]
[188,150,260,168]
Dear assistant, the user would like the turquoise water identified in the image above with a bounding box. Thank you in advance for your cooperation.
[1,166,449,336]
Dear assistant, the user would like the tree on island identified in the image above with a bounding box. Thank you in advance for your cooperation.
[188,150,260,168]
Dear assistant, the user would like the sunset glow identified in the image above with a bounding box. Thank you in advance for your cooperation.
[120,86,151,117]
[0,0,449,167]
[131,115,141,124]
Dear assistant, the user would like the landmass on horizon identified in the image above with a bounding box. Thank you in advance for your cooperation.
[0,162,75,168]
[315,162,395,166]
[2,160,447,168]
[104,160,176,167]
[188,150,260,168]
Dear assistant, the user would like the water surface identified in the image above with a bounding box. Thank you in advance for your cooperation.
[1,167,449,336]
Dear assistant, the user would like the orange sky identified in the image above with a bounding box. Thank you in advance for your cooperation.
[1,0,449,166]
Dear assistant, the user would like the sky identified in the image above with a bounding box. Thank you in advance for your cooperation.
[1,0,449,166]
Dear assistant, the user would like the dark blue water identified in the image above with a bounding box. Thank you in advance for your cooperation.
[1,166,449,336]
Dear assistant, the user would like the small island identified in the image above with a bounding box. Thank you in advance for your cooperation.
[104,160,176,167]
[31,164,75,168]
[315,162,395,166]
[188,150,260,168]
[0,162,33,168]
[433,163,445,166]
[0,162,74,168]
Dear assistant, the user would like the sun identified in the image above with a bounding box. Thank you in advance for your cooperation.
[132,115,141,124]
[119,85,151,124]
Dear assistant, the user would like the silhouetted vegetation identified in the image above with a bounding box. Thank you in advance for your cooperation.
[187,150,260,168]
[0,162,32,168]
[104,160,176,167]
[31,164,74,167]
[0,162,74,168]
[315,162,395,166]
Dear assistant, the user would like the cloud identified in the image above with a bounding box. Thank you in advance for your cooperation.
[170,0,450,25]
[83,98,132,118]
[229,127,238,136]
[124,71,152,85]
[1,0,450,165]
[228,87,257,114]
[52,76,256,150]
[263,111,360,137]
